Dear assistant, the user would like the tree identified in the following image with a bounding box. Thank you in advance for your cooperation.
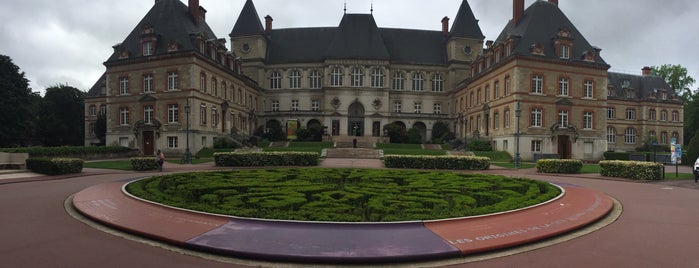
[37,84,85,146]
[94,110,107,145]
[431,121,451,143]
[0,54,38,147]
[650,64,696,101]
[685,128,699,168]
[383,123,408,143]
[683,90,699,146]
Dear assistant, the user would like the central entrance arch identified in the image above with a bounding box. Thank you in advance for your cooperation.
[348,101,365,136]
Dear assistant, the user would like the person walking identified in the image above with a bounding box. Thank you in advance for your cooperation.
[156,149,165,172]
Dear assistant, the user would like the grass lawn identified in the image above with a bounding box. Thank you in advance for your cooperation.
[83,160,133,170]
[580,164,601,174]
[491,162,537,169]
[126,168,561,222]
[377,143,447,156]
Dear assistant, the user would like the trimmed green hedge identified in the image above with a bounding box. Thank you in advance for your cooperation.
[383,155,490,170]
[536,159,583,174]
[600,160,663,180]
[131,157,159,171]
[0,146,132,157]
[26,158,84,175]
[214,152,320,167]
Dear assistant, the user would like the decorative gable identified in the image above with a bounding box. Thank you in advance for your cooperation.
[530,43,545,56]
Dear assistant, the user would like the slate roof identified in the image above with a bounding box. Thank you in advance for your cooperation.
[230,0,264,37]
[494,1,608,67]
[450,0,485,39]
[106,0,218,63]
[86,72,106,98]
[607,72,681,102]
[233,0,482,65]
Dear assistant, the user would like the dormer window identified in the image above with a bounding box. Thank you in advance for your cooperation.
[560,45,570,59]
[530,43,545,56]
[140,25,157,57]
[142,41,153,56]
[621,80,631,88]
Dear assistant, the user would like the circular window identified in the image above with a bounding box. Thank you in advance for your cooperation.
[241,43,251,53]
[463,45,472,55]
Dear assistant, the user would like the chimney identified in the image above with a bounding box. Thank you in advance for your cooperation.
[199,6,207,22]
[549,0,559,5]
[513,0,524,26]
[265,15,273,34]
[188,0,200,24]
[642,66,652,76]
[441,16,450,37]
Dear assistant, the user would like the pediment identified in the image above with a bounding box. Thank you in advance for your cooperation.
[139,94,157,102]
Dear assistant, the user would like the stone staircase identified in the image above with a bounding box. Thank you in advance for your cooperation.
[331,135,380,148]
[323,148,384,159]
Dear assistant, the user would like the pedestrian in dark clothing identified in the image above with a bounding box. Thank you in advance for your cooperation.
[156,150,165,172]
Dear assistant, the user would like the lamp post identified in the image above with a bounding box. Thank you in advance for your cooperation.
[183,100,192,164]
[514,100,522,169]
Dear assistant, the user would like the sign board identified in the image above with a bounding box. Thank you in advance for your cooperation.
[286,119,299,140]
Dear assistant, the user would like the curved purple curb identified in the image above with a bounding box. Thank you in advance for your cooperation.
[186,219,460,263]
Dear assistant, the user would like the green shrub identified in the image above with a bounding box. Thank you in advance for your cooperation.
[468,140,492,151]
[599,160,663,180]
[214,152,320,167]
[383,155,490,170]
[474,151,512,162]
[131,157,159,171]
[0,146,132,157]
[604,151,630,160]
[536,159,583,174]
[26,158,83,175]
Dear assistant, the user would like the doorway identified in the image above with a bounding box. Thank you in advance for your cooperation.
[143,131,154,155]
[557,135,571,159]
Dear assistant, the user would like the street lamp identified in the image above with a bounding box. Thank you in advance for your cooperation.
[514,100,522,169]
[183,99,192,164]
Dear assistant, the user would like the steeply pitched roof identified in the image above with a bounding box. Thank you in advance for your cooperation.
[86,72,106,98]
[230,0,264,37]
[106,0,218,63]
[494,1,608,67]
[607,72,682,103]
[324,14,390,60]
[450,0,485,39]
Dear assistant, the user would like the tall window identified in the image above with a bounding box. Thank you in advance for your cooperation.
[211,107,218,127]
[272,100,279,112]
[221,82,227,99]
[607,127,617,143]
[143,74,153,93]
[504,76,511,95]
[167,72,178,91]
[144,106,154,124]
[330,67,343,87]
[200,105,207,125]
[269,71,281,89]
[371,68,384,88]
[167,104,179,124]
[648,131,656,142]
[625,128,636,144]
[351,67,364,87]
[289,70,301,89]
[309,70,322,89]
[661,110,668,121]
[414,102,422,114]
[531,108,542,127]
[311,99,320,111]
[560,45,570,59]
[649,109,657,121]
[661,132,668,144]
[583,80,594,98]
[558,77,569,96]
[433,103,442,114]
[89,105,97,116]
[167,136,178,149]
[493,112,499,129]
[392,72,405,90]
[291,100,299,111]
[531,140,542,152]
[559,110,569,127]
[607,107,616,119]
[531,75,543,94]
[431,73,444,92]
[119,107,129,125]
[211,78,217,96]
[119,77,129,95]
[412,72,424,91]
[504,109,510,128]
[485,86,490,101]
[672,111,679,121]
[626,109,636,120]
[583,111,593,129]
[393,100,402,113]
[494,81,500,98]
[142,41,153,56]
[200,73,207,93]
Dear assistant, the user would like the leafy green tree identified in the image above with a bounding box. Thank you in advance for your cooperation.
[37,84,85,146]
[651,64,696,101]
[431,121,451,143]
[383,123,408,143]
[683,90,699,145]
[407,127,422,144]
[94,110,107,145]
[685,128,699,168]
[0,55,38,147]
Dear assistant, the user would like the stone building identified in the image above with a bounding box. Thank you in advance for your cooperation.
[85,0,683,161]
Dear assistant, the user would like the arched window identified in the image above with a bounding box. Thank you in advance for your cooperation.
[351,67,364,87]
[607,127,616,143]
[412,72,424,91]
[392,72,405,90]
[289,70,301,89]
[269,71,281,89]
[330,67,343,87]
[309,70,322,89]
[431,73,444,92]
[371,68,384,88]
[625,128,636,144]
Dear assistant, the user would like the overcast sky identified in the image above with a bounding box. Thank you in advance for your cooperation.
[1,0,697,95]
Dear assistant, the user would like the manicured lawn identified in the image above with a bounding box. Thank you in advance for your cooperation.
[126,168,561,222]
[83,160,133,171]
[377,143,447,156]
[261,141,334,154]
[473,151,513,162]
[491,162,537,169]
[580,164,601,174]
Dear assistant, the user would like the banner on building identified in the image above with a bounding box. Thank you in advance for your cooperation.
[287,119,298,140]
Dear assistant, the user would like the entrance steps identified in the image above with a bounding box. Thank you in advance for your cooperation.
[331,136,380,148]
[323,148,384,159]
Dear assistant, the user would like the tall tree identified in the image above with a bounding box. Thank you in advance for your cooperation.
[94,110,107,145]
[650,64,696,101]
[0,54,38,147]
[37,84,86,146]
